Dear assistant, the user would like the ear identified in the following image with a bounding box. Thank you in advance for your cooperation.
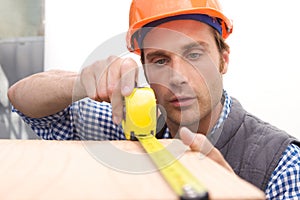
[220,50,229,74]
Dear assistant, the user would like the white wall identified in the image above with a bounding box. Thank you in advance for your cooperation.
[44,0,132,71]
[45,0,300,139]
[221,0,300,139]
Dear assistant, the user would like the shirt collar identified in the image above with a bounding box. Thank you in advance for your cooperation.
[208,90,232,136]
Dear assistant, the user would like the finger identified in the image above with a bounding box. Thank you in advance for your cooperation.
[111,94,123,124]
[106,56,123,124]
[179,127,213,156]
[107,56,122,99]
[120,58,138,96]
[95,60,110,102]
[110,81,123,124]
[179,127,234,173]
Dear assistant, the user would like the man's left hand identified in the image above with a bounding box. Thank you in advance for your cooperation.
[179,127,235,174]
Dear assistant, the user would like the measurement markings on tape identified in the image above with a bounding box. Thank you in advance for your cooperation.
[137,134,209,200]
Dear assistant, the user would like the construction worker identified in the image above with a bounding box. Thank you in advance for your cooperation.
[8,0,300,199]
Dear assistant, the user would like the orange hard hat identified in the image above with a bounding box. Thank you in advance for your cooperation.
[127,0,233,54]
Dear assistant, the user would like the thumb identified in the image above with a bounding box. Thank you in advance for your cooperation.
[179,127,214,156]
[179,127,234,173]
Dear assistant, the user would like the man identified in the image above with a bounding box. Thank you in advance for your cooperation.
[7,0,300,199]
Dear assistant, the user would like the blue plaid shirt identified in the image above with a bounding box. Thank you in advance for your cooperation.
[14,91,300,199]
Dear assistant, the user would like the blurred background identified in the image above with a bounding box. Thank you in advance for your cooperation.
[0,0,44,139]
[1,0,299,139]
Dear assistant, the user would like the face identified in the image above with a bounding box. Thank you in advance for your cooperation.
[142,20,229,133]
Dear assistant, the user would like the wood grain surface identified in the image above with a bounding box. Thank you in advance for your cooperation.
[0,139,265,200]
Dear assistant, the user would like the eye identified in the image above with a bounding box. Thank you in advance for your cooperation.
[186,52,201,60]
[153,58,168,66]
[184,48,205,61]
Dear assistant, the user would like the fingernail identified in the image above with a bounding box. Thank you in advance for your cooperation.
[180,127,194,146]
[113,116,121,125]
[122,86,131,96]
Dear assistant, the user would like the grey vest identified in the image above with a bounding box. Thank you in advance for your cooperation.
[208,98,300,191]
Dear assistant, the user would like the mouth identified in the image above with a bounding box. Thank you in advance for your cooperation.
[169,96,197,108]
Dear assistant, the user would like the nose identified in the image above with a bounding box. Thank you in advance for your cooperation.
[169,56,189,87]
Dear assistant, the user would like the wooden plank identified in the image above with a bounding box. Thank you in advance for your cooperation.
[0,139,265,199]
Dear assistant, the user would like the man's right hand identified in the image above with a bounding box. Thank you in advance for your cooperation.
[79,56,139,124]
[8,56,139,120]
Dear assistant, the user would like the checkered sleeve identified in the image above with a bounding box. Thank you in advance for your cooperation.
[13,98,125,140]
[265,143,300,199]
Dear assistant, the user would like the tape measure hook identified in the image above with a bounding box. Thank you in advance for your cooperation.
[180,184,209,200]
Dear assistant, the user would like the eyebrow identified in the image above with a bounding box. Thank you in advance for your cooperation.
[145,41,209,61]
[181,41,209,51]
[145,50,169,61]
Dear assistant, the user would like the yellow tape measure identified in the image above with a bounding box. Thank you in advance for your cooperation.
[123,87,209,200]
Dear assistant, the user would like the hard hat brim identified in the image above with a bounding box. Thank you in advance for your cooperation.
[127,7,233,54]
